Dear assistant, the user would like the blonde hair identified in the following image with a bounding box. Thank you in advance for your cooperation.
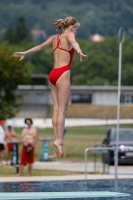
[51,16,80,30]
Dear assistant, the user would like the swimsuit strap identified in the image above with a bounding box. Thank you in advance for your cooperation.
[53,34,73,53]
[53,34,60,52]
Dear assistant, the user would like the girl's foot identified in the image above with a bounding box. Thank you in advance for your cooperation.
[54,140,63,157]
[55,147,65,158]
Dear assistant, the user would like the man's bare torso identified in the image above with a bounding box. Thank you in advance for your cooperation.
[6,130,17,142]
[21,127,37,146]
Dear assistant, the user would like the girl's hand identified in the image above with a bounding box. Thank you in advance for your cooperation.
[13,52,26,61]
[78,52,87,62]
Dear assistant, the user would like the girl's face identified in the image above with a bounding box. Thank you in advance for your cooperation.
[72,24,79,34]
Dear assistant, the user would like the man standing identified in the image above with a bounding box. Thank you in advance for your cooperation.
[0,120,5,166]
[17,118,38,176]
[5,125,19,165]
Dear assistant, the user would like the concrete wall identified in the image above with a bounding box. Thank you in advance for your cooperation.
[15,87,52,118]
[93,92,118,105]
[16,105,49,118]
[15,90,51,104]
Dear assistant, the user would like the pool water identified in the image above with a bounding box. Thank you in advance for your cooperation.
[0,179,132,200]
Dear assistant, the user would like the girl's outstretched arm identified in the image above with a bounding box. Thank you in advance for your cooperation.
[13,35,55,60]
[67,32,87,62]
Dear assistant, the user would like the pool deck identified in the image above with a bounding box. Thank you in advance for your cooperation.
[0,174,133,183]
[0,161,133,182]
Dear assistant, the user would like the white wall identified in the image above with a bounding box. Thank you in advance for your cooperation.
[93,92,118,105]
[16,90,52,105]
[16,90,119,105]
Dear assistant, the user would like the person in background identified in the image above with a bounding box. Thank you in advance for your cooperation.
[17,118,38,176]
[0,120,5,166]
[5,125,19,165]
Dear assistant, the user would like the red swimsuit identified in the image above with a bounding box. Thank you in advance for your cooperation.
[48,34,75,85]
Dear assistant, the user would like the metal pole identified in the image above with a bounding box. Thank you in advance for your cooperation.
[94,153,96,173]
[85,148,88,181]
[115,27,125,179]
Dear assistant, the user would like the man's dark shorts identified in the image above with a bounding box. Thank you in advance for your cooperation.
[0,143,5,151]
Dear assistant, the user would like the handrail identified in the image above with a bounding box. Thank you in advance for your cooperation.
[84,147,115,180]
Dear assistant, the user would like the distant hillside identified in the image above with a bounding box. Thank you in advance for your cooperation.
[0,0,133,40]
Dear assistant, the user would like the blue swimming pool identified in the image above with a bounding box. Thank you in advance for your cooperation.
[0,179,132,200]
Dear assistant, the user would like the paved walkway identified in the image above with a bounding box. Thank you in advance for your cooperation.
[33,161,133,175]
[33,161,133,177]
[1,174,133,183]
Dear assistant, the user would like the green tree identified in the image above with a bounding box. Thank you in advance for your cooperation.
[3,27,15,44]
[3,16,31,44]
[16,40,54,74]
[0,42,34,120]
[70,37,133,86]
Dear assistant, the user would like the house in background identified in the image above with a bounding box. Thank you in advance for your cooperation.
[90,33,105,42]
[30,29,47,43]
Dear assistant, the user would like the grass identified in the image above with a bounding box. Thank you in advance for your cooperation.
[1,124,133,177]
[0,166,83,177]
[0,166,101,177]
[11,125,106,161]
[13,124,133,161]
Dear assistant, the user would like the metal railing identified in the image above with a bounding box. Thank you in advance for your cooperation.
[84,147,115,180]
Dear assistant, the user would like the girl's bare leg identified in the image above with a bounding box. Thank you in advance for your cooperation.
[49,71,70,155]
[49,81,59,140]
[56,71,71,145]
